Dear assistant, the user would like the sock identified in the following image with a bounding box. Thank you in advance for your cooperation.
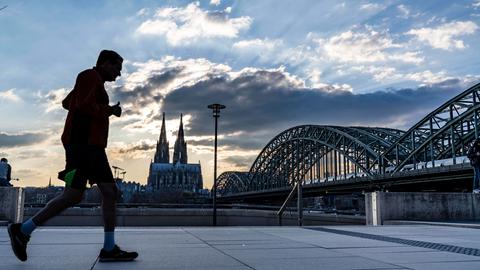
[20,218,37,236]
[103,231,115,251]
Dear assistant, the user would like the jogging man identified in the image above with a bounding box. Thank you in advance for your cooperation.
[8,50,138,262]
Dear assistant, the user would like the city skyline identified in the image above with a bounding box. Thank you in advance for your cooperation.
[1,0,479,188]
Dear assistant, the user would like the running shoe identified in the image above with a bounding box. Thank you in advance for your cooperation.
[99,245,138,262]
[7,223,30,262]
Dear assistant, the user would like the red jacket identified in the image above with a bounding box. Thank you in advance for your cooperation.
[61,68,113,148]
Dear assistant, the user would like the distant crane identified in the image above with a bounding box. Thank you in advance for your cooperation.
[112,166,125,179]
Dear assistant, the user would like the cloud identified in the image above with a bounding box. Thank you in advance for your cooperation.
[350,65,475,85]
[222,155,256,169]
[0,89,21,102]
[110,57,233,135]
[397,4,410,18]
[108,140,157,161]
[406,21,478,50]
[314,27,423,64]
[16,150,48,160]
[351,65,399,82]
[136,2,252,46]
[41,88,69,113]
[233,38,282,51]
[474,0,480,9]
[232,38,284,63]
[0,132,49,148]
[117,140,156,154]
[360,3,385,12]
[388,51,424,65]
[210,0,221,6]
[136,8,148,16]
[161,66,473,136]
[404,70,451,84]
[15,169,42,181]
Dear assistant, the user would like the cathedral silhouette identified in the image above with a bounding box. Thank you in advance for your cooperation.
[147,113,203,193]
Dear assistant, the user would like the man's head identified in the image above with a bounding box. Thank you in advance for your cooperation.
[96,50,123,82]
[1,158,7,163]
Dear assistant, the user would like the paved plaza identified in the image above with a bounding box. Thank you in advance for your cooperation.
[1,225,480,269]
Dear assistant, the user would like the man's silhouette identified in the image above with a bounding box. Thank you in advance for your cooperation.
[8,50,138,262]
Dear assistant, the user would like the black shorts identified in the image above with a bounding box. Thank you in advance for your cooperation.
[61,145,114,190]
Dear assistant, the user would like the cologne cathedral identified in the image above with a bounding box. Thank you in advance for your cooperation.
[147,113,203,193]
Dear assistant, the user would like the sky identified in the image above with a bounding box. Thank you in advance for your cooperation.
[0,0,479,189]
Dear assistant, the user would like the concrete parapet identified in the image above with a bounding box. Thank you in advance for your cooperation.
[23,207,364,226]
[0,187,25,223]
[366,192,480,225]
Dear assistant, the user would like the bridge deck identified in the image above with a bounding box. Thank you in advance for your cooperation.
[222,163,473,201]
[2,225,480,269]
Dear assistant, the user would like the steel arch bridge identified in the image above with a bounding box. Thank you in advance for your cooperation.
[217,82,480,196]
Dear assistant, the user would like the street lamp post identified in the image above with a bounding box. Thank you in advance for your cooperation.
[208,103,226,226]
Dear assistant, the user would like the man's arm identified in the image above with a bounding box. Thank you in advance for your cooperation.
[72,71,113,117]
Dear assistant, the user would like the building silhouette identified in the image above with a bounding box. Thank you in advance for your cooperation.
[147,113,203,193]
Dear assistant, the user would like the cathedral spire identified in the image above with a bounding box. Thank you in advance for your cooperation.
[173,114,188,164]
[154,112,170,163]
[160,112,167,142]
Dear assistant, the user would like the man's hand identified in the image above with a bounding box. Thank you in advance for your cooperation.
[112,102,122,117]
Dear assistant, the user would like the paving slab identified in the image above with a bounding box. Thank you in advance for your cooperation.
[1,225,480,269]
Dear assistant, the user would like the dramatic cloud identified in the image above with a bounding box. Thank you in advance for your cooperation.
[136,2,252,46]
[0,89,21,102]
[406,21,478,50]
[112,57,479,153]
[162,72,473,138]
[0,132,49,148]
[314,27,423,64]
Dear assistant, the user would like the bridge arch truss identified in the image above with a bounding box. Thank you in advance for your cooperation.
[216,83,480,195]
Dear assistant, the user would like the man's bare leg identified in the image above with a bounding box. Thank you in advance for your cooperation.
[31,187,85,225]
[97,182,117,251]
[96,182,138,262]
[97,182,117,232]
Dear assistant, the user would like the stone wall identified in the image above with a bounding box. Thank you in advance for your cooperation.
[365,192,480,225]
[0,187,25,223]
[23,207,364,226]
